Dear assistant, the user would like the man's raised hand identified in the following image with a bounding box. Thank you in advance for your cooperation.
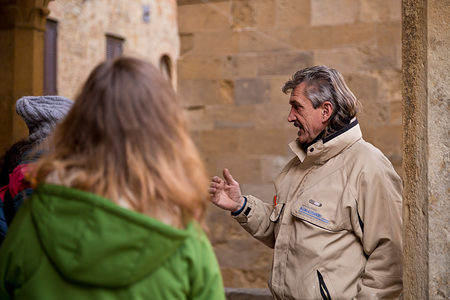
[209,168,245,212]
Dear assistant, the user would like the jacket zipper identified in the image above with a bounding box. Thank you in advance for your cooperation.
[317,270,332,300]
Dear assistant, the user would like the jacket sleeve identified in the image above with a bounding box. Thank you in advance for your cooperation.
[355,161,403,299]
[232,195,276,248]
[189,230,225,300]
[0,200,39,300]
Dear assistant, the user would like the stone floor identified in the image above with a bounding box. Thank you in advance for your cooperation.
[225,288,273,300]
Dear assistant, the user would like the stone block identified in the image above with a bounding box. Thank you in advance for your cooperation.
[236,127,294,156]
[191,128,241,156]
[376,22,401,46]
[367,69,402,102]
[204,102,290,130]
[234,78,270,105]
[260,155,293,182]
[209,104,255,129]
[311,0,358,26]
[178,55,225,79]
[193,127,293,159]
[361,124,402,167]
[358,97,390,126]
[223,54,260,78]
[221,267,271,288]
[313,46,401,74]
[240,183,277,203]
[361,123,400,149]
[205,155,263,184]
[206,204,248,244]
[178,79,234,107]
[358,0,401,23]
[256,51,313,76]
[275,0,310,28]
[344,73,379,102]
[238,29,292,53]
[231,0,275,29]
[267,75,291,104]
[191,31,239,55]
[178,2,231,33]
[224,53,312,79]
[179,33,194,55]
[289,24,376,50]
[389,100,402,125]
[186,107,215,131]
[214,238,273,269]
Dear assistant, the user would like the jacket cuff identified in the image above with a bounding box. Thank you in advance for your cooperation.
[231,196,247,216]
[231,195,254,223]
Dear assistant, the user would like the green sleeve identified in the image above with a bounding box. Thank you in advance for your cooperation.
[189,229,225,300]
[0,200,41,299]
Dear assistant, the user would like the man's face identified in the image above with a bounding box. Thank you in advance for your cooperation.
[287,82,328,145]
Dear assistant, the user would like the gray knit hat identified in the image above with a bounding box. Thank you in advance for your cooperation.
[16,96,73,143]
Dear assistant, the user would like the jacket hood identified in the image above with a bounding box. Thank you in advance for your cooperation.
[30,184,191,288]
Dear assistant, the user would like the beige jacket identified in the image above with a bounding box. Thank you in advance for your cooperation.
[233,120,403,300]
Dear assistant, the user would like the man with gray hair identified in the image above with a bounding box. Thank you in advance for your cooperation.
[209,66,403,299]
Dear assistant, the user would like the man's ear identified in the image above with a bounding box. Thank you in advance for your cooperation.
[321,101,333,123]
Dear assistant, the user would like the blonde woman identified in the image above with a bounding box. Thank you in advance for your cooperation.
[0,57,225,300]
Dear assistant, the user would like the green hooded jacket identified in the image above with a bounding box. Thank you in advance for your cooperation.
[0,184,225,300]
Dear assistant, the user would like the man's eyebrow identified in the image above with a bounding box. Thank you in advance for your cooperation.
[289,99,303,107]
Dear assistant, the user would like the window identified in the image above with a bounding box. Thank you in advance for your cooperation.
[44,19,58,95]
[106,34,124,60]
[159,55,172,81]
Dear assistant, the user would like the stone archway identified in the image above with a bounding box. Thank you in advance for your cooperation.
[0,0,52,151]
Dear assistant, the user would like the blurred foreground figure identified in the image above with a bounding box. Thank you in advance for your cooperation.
[210,66,403,299]
[0,96,73,244]
[0,57,225,300]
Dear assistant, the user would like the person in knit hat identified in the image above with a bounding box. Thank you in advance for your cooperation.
[1,96,73,186]
[0,95,73,244]
[15,95,73,145]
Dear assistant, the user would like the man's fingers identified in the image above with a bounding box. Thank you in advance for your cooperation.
[223,168,237,185]
[211,176,222,183]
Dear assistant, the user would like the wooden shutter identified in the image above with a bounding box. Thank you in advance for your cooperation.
[106,34,124,60]
[44,19,58,95]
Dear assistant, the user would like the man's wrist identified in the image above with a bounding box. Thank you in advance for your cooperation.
[231,196,247,216]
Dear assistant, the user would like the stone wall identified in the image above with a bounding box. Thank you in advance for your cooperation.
[47,0,179,100]
[402,0,449,298]
[178,0,402,288]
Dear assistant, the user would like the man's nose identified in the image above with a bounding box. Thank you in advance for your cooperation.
[287,107,296,122]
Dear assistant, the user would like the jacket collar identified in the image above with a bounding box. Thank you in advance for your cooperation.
[289,118,361,164]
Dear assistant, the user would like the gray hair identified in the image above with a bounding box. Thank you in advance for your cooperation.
[282,65,360,136]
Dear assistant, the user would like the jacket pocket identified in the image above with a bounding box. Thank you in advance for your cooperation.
[317,270,332,300]
[269,203,284,222]
[290,194,349,232]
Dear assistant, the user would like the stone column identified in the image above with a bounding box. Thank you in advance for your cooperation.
[402,0,449,298]
[0,0,51,151]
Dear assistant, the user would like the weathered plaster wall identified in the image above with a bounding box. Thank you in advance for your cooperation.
[47,0,179,100]
[178,0,402,288]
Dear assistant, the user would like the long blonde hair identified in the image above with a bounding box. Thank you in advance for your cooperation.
[32,57,208,227]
